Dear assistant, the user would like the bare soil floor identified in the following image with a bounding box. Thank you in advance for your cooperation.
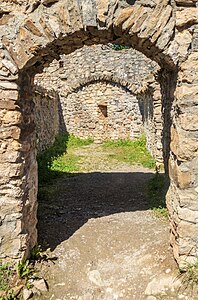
[36,144,196,300]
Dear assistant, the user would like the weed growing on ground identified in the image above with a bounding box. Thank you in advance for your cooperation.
[30,243,42,261]
[102,135,155,169]
[16,260,32,279]
[179,259,198,288]
[146,172,169,219]
[0,289,17,300]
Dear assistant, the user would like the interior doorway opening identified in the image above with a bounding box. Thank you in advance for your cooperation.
[33,44,171,255]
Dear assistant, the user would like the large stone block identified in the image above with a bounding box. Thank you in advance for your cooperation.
[178,113,198,131]
[175,85,198,107]
[0,90,19,100]
[169,156,192,189]
[178,220,198,239]
[178,188,198,210]
[170,126,198,161]
[179,52,198,83]
[178,206,198,223]
[0,162,24,178]
[0,238,21,259]
[175,0,197,6]
[176,8,198,28]
[2,110,22,125]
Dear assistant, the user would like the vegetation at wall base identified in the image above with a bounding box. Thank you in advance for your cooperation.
[66,134,93,148]
[30,244,43,261]
[146,172,169,219]
[0,262,15,293]
[179,258,198,288]
[0,259,34,300]
[102,135,155,169]
[0,243,48,300]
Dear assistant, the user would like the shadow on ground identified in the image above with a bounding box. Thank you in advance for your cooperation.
[37,170,168,251]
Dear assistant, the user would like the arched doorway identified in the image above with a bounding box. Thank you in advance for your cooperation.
[0,0,197,268]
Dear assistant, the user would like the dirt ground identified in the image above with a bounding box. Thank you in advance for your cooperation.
[35,145,197,300]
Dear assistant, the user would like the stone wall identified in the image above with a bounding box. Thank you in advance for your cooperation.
[60,80,144,143]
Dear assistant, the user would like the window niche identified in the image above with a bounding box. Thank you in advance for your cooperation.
[98,103,108,117]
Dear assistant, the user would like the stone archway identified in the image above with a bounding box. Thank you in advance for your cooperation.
[0,0,197,267]
[33,44,163,163]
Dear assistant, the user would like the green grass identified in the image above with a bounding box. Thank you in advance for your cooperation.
[38,134,154,186]
[38,134,160,214]
[0,289,17,300]
[66,134,93,148]
[146,173,169,218]
[50,135,93,174]
[102,135,155,169]
[16,260,32,279]
[50,153,80,174]
[37,133,94,202]
[37,134,69,184]
[37,133,93,185]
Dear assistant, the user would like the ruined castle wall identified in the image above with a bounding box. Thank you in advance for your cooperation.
[60,81,144,143]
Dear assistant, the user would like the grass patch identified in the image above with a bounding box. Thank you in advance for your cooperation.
[37,133,93,202]
[102,135,155,169]
[50,153,80,174]
[66,134,93,148]
[146,173,169,219]
[37,133,93,185]
[37,134,69,184]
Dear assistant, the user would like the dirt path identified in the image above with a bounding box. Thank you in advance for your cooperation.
[36,144,193,300]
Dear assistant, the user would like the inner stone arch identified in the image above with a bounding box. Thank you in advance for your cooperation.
[34,44,163,163]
